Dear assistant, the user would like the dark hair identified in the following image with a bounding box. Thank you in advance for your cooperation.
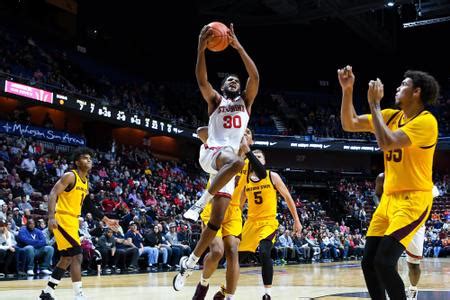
[72,147,94,163]
[404,70,440,105]
[220,73,240,89]
[247,127,255,139]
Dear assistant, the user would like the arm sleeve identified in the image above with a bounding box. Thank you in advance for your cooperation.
[245,151,267,179]
[82,196,105,220]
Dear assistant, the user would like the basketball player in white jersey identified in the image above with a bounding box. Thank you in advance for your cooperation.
[173,23,259,297]
[375,173,440,300]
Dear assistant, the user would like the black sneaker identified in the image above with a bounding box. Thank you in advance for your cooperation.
[192,283,209,300]
[127,266,138,273]
[39,290,55,300]
[262,293,271,300]
[212,285,225,300]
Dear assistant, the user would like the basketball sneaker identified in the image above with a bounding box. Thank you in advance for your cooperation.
[192,283,209,300]
[262,294,271,300]
[406,286,418,300]
[173,256,194,291]
[75,293,87,300]
[183,203,204,222]
[212,285,226,300]
[38,291,55,300]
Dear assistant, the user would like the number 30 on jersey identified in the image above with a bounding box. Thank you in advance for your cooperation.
[223,115,242,129]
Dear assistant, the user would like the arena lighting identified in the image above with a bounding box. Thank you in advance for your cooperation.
[385,1,395,7]
[403,16,450,28]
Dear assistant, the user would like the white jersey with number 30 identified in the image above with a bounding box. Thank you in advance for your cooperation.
[206,95,249,153]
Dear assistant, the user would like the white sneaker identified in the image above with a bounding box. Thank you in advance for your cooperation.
[40,269,52,275]
[27,270,34,276]
[406,286,418,300]
[183,204,203,222]
[75,293,87,300]
[172,256,194,291]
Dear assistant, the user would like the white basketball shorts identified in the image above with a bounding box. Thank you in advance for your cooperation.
[199,144,235,199]
[406,225,425,264]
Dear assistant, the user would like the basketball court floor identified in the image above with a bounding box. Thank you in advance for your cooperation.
[0,258,448,299]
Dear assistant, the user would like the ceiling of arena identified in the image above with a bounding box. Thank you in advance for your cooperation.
[195,0,450,52]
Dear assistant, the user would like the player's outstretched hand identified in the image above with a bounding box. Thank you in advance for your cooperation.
[198,25,213,52]
[228,23,242,50]
[337,65,355,91]
[368,78,384,106]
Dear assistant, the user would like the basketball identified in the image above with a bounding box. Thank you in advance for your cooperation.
[206,21,229,52]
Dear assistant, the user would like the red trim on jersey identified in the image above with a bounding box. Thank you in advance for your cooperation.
[215,192,231,199]
[405,249,423,259]
[204,144,223,151]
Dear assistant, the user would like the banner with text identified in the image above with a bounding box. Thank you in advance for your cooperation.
[4,80,53,104]
[0,121,85,146]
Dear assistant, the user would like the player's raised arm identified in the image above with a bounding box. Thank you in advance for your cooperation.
[338,65,372,132]
[196,25,220,115]
[228,23,259,113]
[48,172,76,230]
[270,171,302,235]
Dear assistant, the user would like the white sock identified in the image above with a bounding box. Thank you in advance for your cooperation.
[186,253,200,268]
[200,274,210,286]
[44,277,60,295]
[43,286,55,296]
[225,293,234,300]
[409,285,418,290]
[264,287,272,296]
[196,191,214,207]
[73,281,83,296]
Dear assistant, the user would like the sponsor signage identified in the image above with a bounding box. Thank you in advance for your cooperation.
[0,121,85,146]
[4,80,53,103]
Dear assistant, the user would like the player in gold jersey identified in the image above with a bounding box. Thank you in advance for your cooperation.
[338,66,439,299]
[188,127,267,300]
[376,173,440,300]
[39,147,118,300]
[238,150,302,300]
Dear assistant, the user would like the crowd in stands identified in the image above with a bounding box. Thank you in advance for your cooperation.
[1,27,450,141]
[0,130,448,279]
[0,131,206,278]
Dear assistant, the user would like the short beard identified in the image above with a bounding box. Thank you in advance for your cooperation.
[223,89,240,99]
